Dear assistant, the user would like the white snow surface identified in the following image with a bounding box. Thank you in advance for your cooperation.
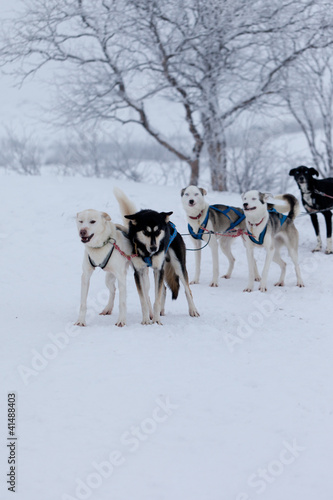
[1,172,333,500]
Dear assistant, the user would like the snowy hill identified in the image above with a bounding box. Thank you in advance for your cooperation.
[1,172,333,500]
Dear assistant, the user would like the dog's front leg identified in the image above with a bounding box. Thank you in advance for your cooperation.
[209,236,219,287]
[190,238,202,284]
[243,240,256,292]
[142,267,153,319]
[259,243,275,292]
[115,273,127,327]
[75,264,94,326]
[323,210,333,254]
[134,269,151,325]
[310,213,322,252]
[152,267,165,325]
[100,272,116,316]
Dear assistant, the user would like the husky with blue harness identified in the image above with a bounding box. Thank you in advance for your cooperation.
[181,185,260,287]
[242,190,305,292]
[114,187,199,325]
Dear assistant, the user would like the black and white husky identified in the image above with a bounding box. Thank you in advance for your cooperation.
[242,190,305,292]
[181,185,260,286]
[114,187,200,325]
[289,165,333,253]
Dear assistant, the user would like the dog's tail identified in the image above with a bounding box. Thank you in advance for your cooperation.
[164,261,180,300]
[113,187,137,227]
[272,194,300,220]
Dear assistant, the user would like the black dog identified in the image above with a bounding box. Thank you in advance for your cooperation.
[124,209,200,324]
[289,166,333,253]
[114,188,199,324]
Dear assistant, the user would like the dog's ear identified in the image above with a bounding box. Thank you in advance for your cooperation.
[289,168,296,177]
[161,211,173,222]
[259,192,270,204]
[199,187,207,196]
[180,188,186,197]
[309,168,319,177]
[102,212,111,221]
[124,214,137,225]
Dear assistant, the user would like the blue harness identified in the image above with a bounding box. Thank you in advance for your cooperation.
[248,209,288,245]
[143,221,177,267]
[188,205,245,240]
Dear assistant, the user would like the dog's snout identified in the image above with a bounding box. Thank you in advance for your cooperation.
[189,199,195,205]
[80,228,87,237]
[150,245,157,253]
[243,202,248,209]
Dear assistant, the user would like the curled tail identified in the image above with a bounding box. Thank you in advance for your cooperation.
[272,194,300,220]
[113,187,137,227]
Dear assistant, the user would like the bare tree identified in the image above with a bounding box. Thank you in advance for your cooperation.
[1,0,331,188]
[281,48,333,176]
[47,129,143,180]
[227,122,297,193]
[0,128,42,175]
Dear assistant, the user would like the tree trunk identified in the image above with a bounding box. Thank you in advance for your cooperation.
[205,121,228,192]
[188,158,199,185]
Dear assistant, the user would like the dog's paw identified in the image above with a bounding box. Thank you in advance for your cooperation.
[221,274,231,279]
[209,282,219,287]
[189,309,200,317]
[100,308,113,316]
[190,280,199,285]
[325,249,333,255]
[312,247,321,253]
[153,319,163,325]
[254,276,261,282]
[74,320,86,327]
[141,318,152,325]
[115,319,126,327]
[274,281,284,287]
[243,288,253,293]
[259,286,268,292]
[297,281,305,288]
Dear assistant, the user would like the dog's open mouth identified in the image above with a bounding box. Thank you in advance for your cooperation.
[81,234,94,243]
[244,207,256,211]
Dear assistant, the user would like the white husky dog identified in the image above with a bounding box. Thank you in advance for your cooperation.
[242,190,305,292]
[75,209,133,327]
[181,185,258,286]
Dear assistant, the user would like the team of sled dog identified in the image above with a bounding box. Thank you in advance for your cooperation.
[75,165,333,327]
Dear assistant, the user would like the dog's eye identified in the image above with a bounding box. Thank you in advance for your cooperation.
[185,193,189,197]
[90,220,96,224]
[79,221,83,224]
[195,193,199,196]
[155,230,161,236]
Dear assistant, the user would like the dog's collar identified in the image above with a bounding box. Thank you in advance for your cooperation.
[189,209,204,220]
[247,217,265,227]
[89,236,114,249]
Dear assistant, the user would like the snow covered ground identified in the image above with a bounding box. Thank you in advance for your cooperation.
[1,172,333,500]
